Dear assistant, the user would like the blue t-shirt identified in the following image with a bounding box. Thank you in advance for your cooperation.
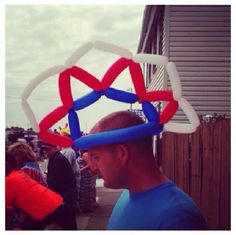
[107,181,207,230]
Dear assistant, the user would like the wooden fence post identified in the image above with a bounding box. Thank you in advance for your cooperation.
[190,126,202,208]
[175,134,190,194]
[161,132,175,180]
[219,119,231,229]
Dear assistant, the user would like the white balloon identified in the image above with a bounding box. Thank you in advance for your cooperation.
[166,62,182,101]
[162,97,200,133]
[21,65,66,100]
[133,53,168,66]
[94,40,133,59]
[21,100,39,132]
[21,65,65,133]
[179,98,200,128]
[64,42,93,68]
[164,122,196,133]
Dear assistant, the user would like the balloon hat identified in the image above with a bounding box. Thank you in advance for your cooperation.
[21,41,200,150]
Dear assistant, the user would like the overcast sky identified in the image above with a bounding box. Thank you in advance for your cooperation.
[5,5,144,132]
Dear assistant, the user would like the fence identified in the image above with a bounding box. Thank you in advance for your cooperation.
[156,118,230,230]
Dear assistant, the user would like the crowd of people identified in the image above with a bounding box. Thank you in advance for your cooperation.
[6,111,207,230]
[5,129,98,230]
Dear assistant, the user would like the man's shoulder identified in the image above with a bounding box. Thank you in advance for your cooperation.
[60,148,76,159]
[6,170,26,182]
[55,151,68,159]
[50,151,70,165]
[61,147,75,154]
[108,185,207,230]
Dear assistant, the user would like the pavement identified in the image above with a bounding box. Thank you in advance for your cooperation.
[39,160,122,230]
[76,179,122,230]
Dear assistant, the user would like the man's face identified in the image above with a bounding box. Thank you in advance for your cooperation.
[42,146,57,158]
[88,145,127,189]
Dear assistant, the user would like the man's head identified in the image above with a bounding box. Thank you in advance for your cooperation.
[88,111,154,189]
[41,143,58,158]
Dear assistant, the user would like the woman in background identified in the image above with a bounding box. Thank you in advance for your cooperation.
[7,142,48,229]
[7,142,47,187]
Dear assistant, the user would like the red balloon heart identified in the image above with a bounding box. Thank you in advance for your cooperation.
[160,101,179,124]
[70,66,103,91]
[39,131,72,147]
[129,61,146,98]
[59,69,73,109]
[143,90,178,124]
[58,66,103,111]
[101,57,131,89]
[39,106,68,131]
[144,90,174,101]
[39,105,72,147]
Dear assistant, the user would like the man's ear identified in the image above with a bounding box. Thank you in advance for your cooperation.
[117,144,129,165]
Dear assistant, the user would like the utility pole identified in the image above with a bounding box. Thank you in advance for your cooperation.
[127,88,133,111]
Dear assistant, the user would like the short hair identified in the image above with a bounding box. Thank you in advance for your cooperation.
[91,111,145,132]
[7,142,36,165]
[91,111,153,153]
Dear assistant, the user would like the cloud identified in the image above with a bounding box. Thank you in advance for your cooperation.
[5,5,144,130]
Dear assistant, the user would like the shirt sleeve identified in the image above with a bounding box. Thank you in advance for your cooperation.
[164,216,208,230]
[157,209,208,230]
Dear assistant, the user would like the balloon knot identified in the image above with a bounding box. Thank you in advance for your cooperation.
[138,97,144,103]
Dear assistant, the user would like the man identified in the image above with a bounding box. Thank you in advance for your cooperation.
[87,111,207,230]
[59,127,81,210]
[42,143,77,229]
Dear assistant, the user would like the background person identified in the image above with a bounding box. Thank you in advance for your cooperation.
[42,143,77,229]
[7,142,47,187]
[77,150,98,212]
[6,152,75,230]
[59,126,81,211]
[7,142,48,229]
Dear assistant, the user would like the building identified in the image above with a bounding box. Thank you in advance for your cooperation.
[137,5,231,122]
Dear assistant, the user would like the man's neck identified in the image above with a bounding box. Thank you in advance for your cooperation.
[127,164,169,193]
